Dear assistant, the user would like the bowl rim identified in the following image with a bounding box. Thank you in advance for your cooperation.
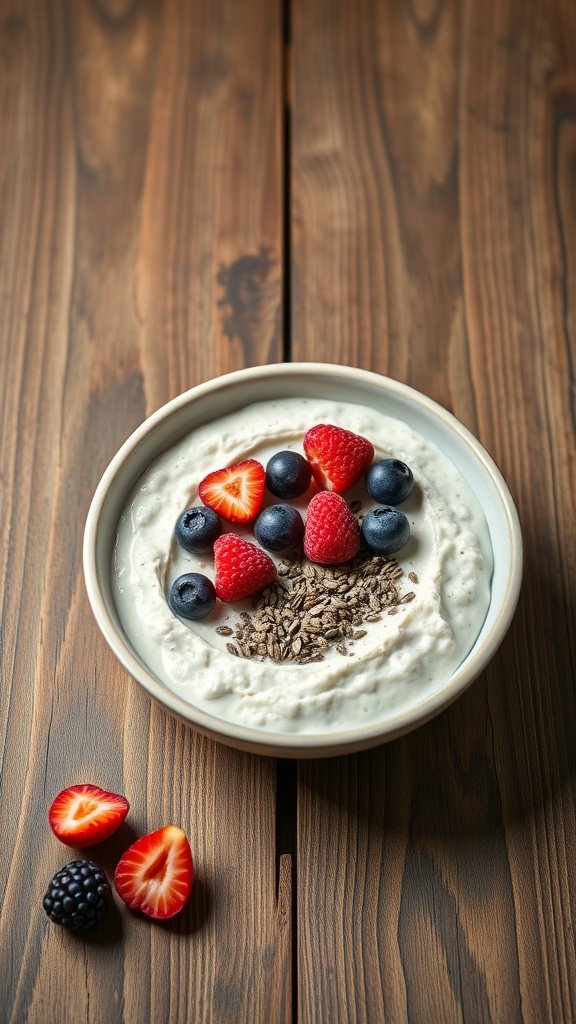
[83,362,523,757]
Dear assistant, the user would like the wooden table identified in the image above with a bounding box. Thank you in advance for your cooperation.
[1,1,575,1021]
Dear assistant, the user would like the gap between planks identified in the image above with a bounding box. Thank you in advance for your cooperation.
[275,1,297,1021]
[276,758,298,1024]
[282,0,292,365]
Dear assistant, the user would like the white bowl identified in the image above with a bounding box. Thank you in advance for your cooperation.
[83,364,522,758]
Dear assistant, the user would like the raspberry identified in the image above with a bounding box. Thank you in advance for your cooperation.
[213,534,276,601]
[304,492,360,565]
[303,424,374,493]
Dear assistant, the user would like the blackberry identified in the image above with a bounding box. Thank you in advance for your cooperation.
[43,860,110,931]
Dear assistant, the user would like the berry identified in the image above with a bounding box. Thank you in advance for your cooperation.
[43,860,110,931]
[213,534,276,602]
[175,506,222,552]
[304,492,360,565]
[361,506,410,554]
[365,459,414,505]
[303,424,374,493]
[169,573,216,620]
[265,451,312,499]
[114,825,194,920]
[198,459,265,523]
[48,784,129,848]
[254,504,304,554]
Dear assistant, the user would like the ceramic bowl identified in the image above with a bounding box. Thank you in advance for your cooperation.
[83,363,522,758]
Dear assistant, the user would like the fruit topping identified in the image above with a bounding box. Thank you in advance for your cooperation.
[303,424,374,493]
[169,573,217,621]
[265,450,312,499]
[304,491,360,565]
[365,458,414,505]
[175,506,222,552]
[214,534,276,602]
[198,459,265,523]
[114,825,194,920]
[43,860,110,931]
[254,504,304,554]
[361,506,410,554]
[48,784,129,848]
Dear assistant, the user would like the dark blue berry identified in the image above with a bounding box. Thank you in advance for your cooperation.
[365,459,414,505]
[266,451,312,499]
[254,504,304,554]
[43,860,110,931]
[361,506,410,555]
[169,573,216,620]
[175,505,222,553]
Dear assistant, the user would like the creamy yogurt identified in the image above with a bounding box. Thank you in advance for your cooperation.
[112,399,492,733]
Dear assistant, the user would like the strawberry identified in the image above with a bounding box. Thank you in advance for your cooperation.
[304,491,360,564]
[114,825,194,920]
[49,784,129,848]
[303,424,374,493]
[213,533,276,601]
[198,459,265,523]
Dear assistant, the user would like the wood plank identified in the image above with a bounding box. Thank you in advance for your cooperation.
[0,1,286,1022]
[292,0,576,1021]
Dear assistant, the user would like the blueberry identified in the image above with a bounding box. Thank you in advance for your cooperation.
[361,506,410,555]
[169,573,216,620]
[254,504,304,554]
[365,459,414,505]
[266,451,312,499]
[175,506,222,552]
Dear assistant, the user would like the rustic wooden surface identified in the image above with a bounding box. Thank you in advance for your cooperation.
[1,0,574,1022]
[293,0,576,1021]
[0,1,288,1023]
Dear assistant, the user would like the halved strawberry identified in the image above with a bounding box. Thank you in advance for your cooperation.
[114,825,194,920]
[49,784,129,848]
[198,459,265,523]
[303,424,374,493]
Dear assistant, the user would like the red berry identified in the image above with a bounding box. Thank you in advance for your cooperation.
[304,492,360,565]
[114,825,194,920]
[213,534,276,601]
[49,784,129,848]
[303,424,374,493]
[198,459,265,523]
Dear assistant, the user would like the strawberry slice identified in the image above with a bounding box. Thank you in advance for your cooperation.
[49,784,129,848]
[198,459,265,523]
[303,424,374,493]
[114,825,194,919]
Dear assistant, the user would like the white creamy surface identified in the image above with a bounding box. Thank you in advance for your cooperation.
[112,399,493,734]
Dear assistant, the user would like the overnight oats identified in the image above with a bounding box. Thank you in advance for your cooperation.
[112,398,493,733]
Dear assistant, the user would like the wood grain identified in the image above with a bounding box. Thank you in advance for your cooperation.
[292,0,576,1021]
[2,0,575,1021]
[0,1,287,1022]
